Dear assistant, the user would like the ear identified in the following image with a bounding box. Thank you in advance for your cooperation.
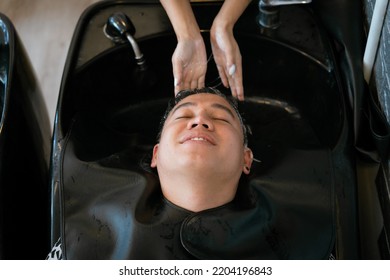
[242,147,253,175]
[150,144,159,168]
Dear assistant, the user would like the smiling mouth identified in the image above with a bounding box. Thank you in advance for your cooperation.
[186,137,212,144]
[190,137,208,141]
[181,136,215,145]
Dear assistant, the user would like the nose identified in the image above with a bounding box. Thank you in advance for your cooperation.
[191,123,210,129]
[187,115,214,131]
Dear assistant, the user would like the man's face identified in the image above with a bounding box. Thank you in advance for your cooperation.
[151,93,252,178]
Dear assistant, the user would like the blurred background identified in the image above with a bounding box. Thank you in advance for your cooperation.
[0,0,100,128]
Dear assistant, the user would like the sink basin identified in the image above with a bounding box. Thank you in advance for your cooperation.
[0,13,51,259]
[50,0,359,259]
[59,32,345,171]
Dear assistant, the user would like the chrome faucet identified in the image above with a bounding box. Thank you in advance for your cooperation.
[104,12,146,67]
[258,0,312,29]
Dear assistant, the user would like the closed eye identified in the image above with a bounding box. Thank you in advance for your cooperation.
[213,117,230,123]
[175,115,191,120]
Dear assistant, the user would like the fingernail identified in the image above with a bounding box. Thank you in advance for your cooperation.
[228,64,236,76]
[174,78,179,86]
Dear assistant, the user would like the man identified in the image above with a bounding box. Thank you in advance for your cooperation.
[48,87,254,259]
[48,88,334,260]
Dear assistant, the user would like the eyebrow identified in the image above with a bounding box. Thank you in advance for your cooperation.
[171,101,236,119]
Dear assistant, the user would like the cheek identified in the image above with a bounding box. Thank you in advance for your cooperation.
[156,140,171,159]
[225,129,246,160]
[224,126,245,147]
[227,142,245,162]
[156,132,177,162]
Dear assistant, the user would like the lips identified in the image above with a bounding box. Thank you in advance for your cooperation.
[180,134,216,145]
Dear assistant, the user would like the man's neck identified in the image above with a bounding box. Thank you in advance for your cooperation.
[158,170,239,212]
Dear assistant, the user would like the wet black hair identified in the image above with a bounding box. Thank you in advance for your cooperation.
[156,87,248,146]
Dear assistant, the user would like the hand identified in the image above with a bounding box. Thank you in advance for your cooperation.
[172,37,207,95]
[210,26,244,100]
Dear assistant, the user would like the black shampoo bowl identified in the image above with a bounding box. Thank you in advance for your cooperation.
[50,0,363,259]
[0,13,51,259]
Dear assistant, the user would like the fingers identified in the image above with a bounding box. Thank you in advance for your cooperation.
[227,62,244,101]
[174,65,207,96]
[210,27,245,100]
[174,75,206,96]
[171,39,207,96]
[216,64,229,89]
[216,62,244,101]
[173,62,183,95]
[197,75,205,89]
[228,64,236,76]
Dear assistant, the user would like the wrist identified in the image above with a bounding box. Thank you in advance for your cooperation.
[176,24,202,41]
[212,17,234,33]
[211,19,234,41]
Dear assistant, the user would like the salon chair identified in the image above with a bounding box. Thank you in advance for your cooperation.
[0,13,51,259]
[49,0,390,259]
